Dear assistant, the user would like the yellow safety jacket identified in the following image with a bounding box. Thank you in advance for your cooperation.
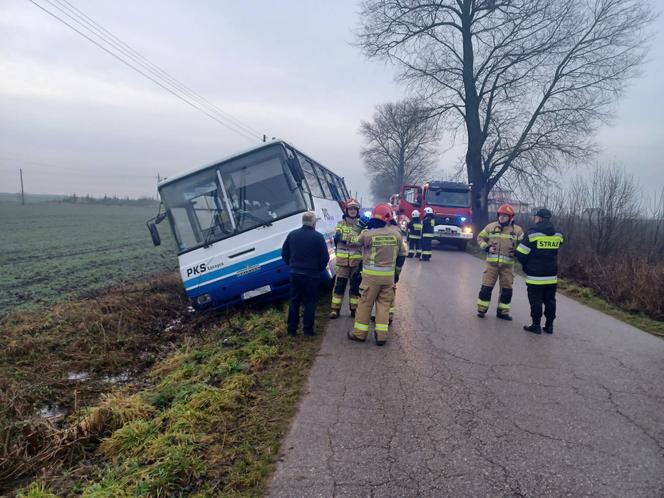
[354,226,408,283]
[334,217,362,267]
[477,221,524,266]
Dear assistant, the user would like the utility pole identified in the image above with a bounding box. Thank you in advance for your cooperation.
[20,168,25,205]
[156,173,161,201]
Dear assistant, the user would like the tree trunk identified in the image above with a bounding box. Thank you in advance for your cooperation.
[395,152,406,196]
[460,2,489,232]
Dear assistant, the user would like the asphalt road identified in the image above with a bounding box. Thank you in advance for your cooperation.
[267,248,664,497]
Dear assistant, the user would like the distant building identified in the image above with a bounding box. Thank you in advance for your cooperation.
[487,188,530,214]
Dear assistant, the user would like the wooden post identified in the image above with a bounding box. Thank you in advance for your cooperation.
[20,168,25,205]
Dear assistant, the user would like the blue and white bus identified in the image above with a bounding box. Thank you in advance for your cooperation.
[147,140,351,310]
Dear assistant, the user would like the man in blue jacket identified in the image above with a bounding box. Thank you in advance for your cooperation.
[281,211,330,336]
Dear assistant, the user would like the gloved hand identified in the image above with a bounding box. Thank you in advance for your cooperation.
[487,245,498,255]
[509,247,516,257]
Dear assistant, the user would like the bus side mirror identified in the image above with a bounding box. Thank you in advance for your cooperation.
[148,222,161,246]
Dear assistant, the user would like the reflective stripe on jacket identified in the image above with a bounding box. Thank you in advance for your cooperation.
[477,221,524,266]
[422,215,436,238]
[407,218,422,240]
[334,217,362,267]
[354,226,408,282]
[515,220,563,283]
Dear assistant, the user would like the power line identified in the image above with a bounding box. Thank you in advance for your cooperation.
[48,0,264,139]
[27,0,263,142]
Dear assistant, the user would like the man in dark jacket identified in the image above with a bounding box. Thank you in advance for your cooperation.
[516,208,564,334]
[281,211,330,336]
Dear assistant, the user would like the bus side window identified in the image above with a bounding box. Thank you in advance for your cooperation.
[322,169,341,201]
[314,164,333,199]
[297,154,324,198]
[329,183,341,201]
[332,175,345,201]
[339,178,350,200]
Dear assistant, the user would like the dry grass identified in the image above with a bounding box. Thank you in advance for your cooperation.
[1,274,330,497]
[0,273,194,490]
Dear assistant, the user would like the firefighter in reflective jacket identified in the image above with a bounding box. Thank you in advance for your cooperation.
[348,203,408,345]
[420,207,436,261]
[476,204,524,320]
[371,218,406,324]
[329,198,362,319]
[388,218,407,324]
[516,208,564,334]
[406,210,422,258]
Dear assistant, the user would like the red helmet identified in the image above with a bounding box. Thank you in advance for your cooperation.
[497,203,515,218]
[371,203,393,222]
[345,198,360,210]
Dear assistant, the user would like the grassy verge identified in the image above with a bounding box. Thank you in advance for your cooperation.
[2,276,330,497]
[463,244,664,338]
[555,280,664,337]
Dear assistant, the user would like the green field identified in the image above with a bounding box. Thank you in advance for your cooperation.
[0,202,177,315]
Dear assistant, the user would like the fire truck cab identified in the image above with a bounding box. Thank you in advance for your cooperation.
[396,181,473,250]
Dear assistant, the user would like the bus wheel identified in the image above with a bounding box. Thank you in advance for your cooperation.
[457,240,469,251]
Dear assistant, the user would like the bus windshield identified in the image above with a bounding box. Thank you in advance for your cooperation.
[426,189,470,208]
[160,145,307,252]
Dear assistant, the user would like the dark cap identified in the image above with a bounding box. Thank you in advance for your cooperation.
[534,208,552,219]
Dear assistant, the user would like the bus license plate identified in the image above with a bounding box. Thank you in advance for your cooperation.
[242,285,271,300]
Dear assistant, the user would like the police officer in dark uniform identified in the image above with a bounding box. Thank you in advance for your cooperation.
[516,208,564,334]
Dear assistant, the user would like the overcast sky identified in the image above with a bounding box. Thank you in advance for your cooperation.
[1,0,663,204]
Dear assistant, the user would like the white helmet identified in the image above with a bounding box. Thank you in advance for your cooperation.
[424,207,433,215]
[412,209,421,217]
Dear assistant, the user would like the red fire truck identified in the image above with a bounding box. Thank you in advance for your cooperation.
[391,181,474,250]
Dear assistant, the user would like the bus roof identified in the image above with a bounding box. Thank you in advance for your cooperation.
[158,140,344,188]
[158,141,284,188]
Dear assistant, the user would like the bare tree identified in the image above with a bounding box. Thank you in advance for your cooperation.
[358,0,655,227]
[360,99,441,202]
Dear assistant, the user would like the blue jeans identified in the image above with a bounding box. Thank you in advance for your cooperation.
[287,274,320,335]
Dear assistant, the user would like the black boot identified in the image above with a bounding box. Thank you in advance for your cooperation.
[374,331,386,346]
[497,312,513,321]
[477,311,486,318]
[543,321,554,334]
[523,324,542,334]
